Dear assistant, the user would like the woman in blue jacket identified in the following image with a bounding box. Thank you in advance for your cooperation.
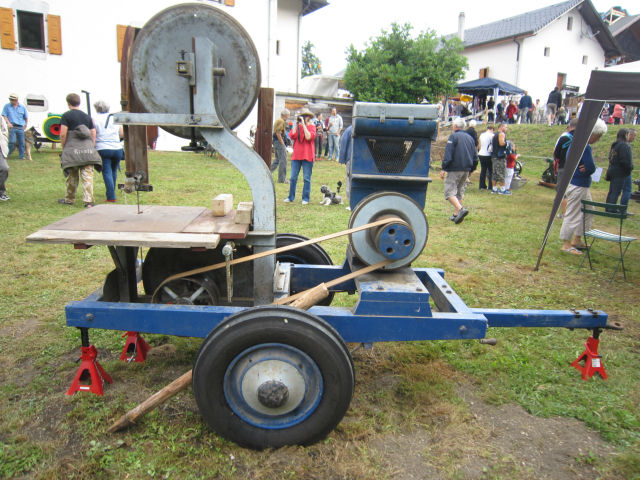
[559,119,608,255]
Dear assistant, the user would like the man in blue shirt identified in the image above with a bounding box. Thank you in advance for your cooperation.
[2,93,28,160]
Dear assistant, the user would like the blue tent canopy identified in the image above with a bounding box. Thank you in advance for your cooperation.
[456,77,525,96]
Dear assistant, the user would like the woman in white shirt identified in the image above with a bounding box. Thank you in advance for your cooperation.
[93,100,124,202]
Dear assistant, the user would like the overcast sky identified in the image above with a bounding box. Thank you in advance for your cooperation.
[301,1,635,75]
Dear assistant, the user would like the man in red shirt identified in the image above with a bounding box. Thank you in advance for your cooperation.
[284,108,316,205]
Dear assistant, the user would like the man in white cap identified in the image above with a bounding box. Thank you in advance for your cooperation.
[440,117,475,223]
[2,93,28,160]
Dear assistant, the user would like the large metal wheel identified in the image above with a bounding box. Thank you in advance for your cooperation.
[192,306,355,449]
[142,247,252,305]
[276,233,334,306]
[348,192,428,269]
[130,3,261,137]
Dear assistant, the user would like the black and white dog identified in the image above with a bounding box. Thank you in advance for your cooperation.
[320,181,343,206]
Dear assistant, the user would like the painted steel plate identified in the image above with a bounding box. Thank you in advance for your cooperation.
[130,3,261,136]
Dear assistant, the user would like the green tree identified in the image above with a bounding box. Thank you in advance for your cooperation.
[301,40,322,78]
[343,23,468,103]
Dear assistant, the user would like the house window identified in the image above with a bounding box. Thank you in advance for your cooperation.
[567,16,573,31]
[17,10,44,51]
[276,40,280,55]
[544,47,550,57]
[582,55,588,64]
[479,67,489,78]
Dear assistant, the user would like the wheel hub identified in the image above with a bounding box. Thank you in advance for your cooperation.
[257,380,289,408]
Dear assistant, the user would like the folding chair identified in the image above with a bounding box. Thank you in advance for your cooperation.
[579,200,637,281]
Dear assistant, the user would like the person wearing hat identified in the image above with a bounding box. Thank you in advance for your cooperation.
[2,93,28,160]
[284,108,316,205]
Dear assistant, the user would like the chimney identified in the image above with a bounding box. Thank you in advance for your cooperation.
[458,12,465,42]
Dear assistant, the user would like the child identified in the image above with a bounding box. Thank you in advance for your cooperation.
[504,141,520,194]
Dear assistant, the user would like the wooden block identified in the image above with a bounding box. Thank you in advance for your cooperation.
[212,194,233,216]
[235,202,253,225]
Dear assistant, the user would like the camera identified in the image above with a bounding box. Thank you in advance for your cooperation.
[297,116,303,124]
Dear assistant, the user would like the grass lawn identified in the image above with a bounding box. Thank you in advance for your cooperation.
[0,123,638,479]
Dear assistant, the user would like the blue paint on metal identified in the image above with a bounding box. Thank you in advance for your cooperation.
[376,223,415,260]
[472,308,608,329]
[223,343,323,429]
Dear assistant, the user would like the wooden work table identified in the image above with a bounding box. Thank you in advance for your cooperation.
[26,204,251,249]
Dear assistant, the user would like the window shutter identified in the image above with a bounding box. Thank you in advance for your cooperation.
[225,0,235,6]
[47,14,62,54]
[116,24,127,62]
[0,7,15,50]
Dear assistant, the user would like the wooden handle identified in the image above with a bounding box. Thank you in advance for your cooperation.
[107,370,193,433]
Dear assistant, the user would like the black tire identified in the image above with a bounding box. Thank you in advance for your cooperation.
[192,306,354,449]
[276,233,334,306]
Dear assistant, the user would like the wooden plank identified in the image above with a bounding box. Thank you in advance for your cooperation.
[235,202,253,225]
[37,205,207,233]
[26,230,220,249]
[212,194,233,216]
[255,87,274,167]
[183,209,249,239]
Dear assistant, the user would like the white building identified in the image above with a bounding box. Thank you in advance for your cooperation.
[457,0,620,105]
[0,0,327,150]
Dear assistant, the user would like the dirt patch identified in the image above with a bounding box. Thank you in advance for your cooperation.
[368,384,614,480]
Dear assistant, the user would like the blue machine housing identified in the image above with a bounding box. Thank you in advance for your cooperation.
[349,102,439,208]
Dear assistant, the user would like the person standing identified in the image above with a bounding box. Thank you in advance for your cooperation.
[271,109,290,184]
[2,93,28,160]
[313,112,325,161]
[611,104,624,125]
[560,119,607,255]
[0,115,10,201]
[518,91,533,124]
[338,124,353,211]
[506,100,518,124]
[326,107,343,161]
[605,128,633,206]
[553,118,578,216]
[622,129,636,205]
[491,123,509,194]
[93,100,124,203]
[284,108,316,205]
[546,87,562,126]
[58,93,102,208]
[486,97,495,123]
[478,125,494,190]
[440,117,475,224]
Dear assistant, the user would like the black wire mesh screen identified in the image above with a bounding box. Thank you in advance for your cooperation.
[366,138,419,174]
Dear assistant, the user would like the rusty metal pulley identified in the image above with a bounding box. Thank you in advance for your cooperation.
[129,3,261,138]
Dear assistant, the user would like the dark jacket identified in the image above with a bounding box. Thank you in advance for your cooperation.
[569,144,596,188]
[60,125,102,175]
[442,130,476,172]
[547,90,562,108]
[607,140,633,178]
[518,95,533,109]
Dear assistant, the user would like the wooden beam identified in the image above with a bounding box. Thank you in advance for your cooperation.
[255,87,274,167]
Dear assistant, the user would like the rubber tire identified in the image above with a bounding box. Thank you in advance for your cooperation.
[276,233,334,306]
[192,305,354,450]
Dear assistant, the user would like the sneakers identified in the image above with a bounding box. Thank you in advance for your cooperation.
[499,190,512,195]
[490,188,498,194]
[345,206,351,211]
[84,202,94,208]
[449,214,456,222]
[58,198,74,205]
[0,193,9,201]
[301,200,309,205]
[283,198,291,203]
[453,208,469,224]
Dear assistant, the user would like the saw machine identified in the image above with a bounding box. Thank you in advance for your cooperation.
[27,3,622,450]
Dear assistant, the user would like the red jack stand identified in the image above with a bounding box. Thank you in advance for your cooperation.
[66,345,113,395]
[120,331,151,363]
[571,331,608,380]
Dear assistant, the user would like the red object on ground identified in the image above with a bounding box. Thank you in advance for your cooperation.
[571,336,608,380]
[66,345,113,395]
[120,331,151,363]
